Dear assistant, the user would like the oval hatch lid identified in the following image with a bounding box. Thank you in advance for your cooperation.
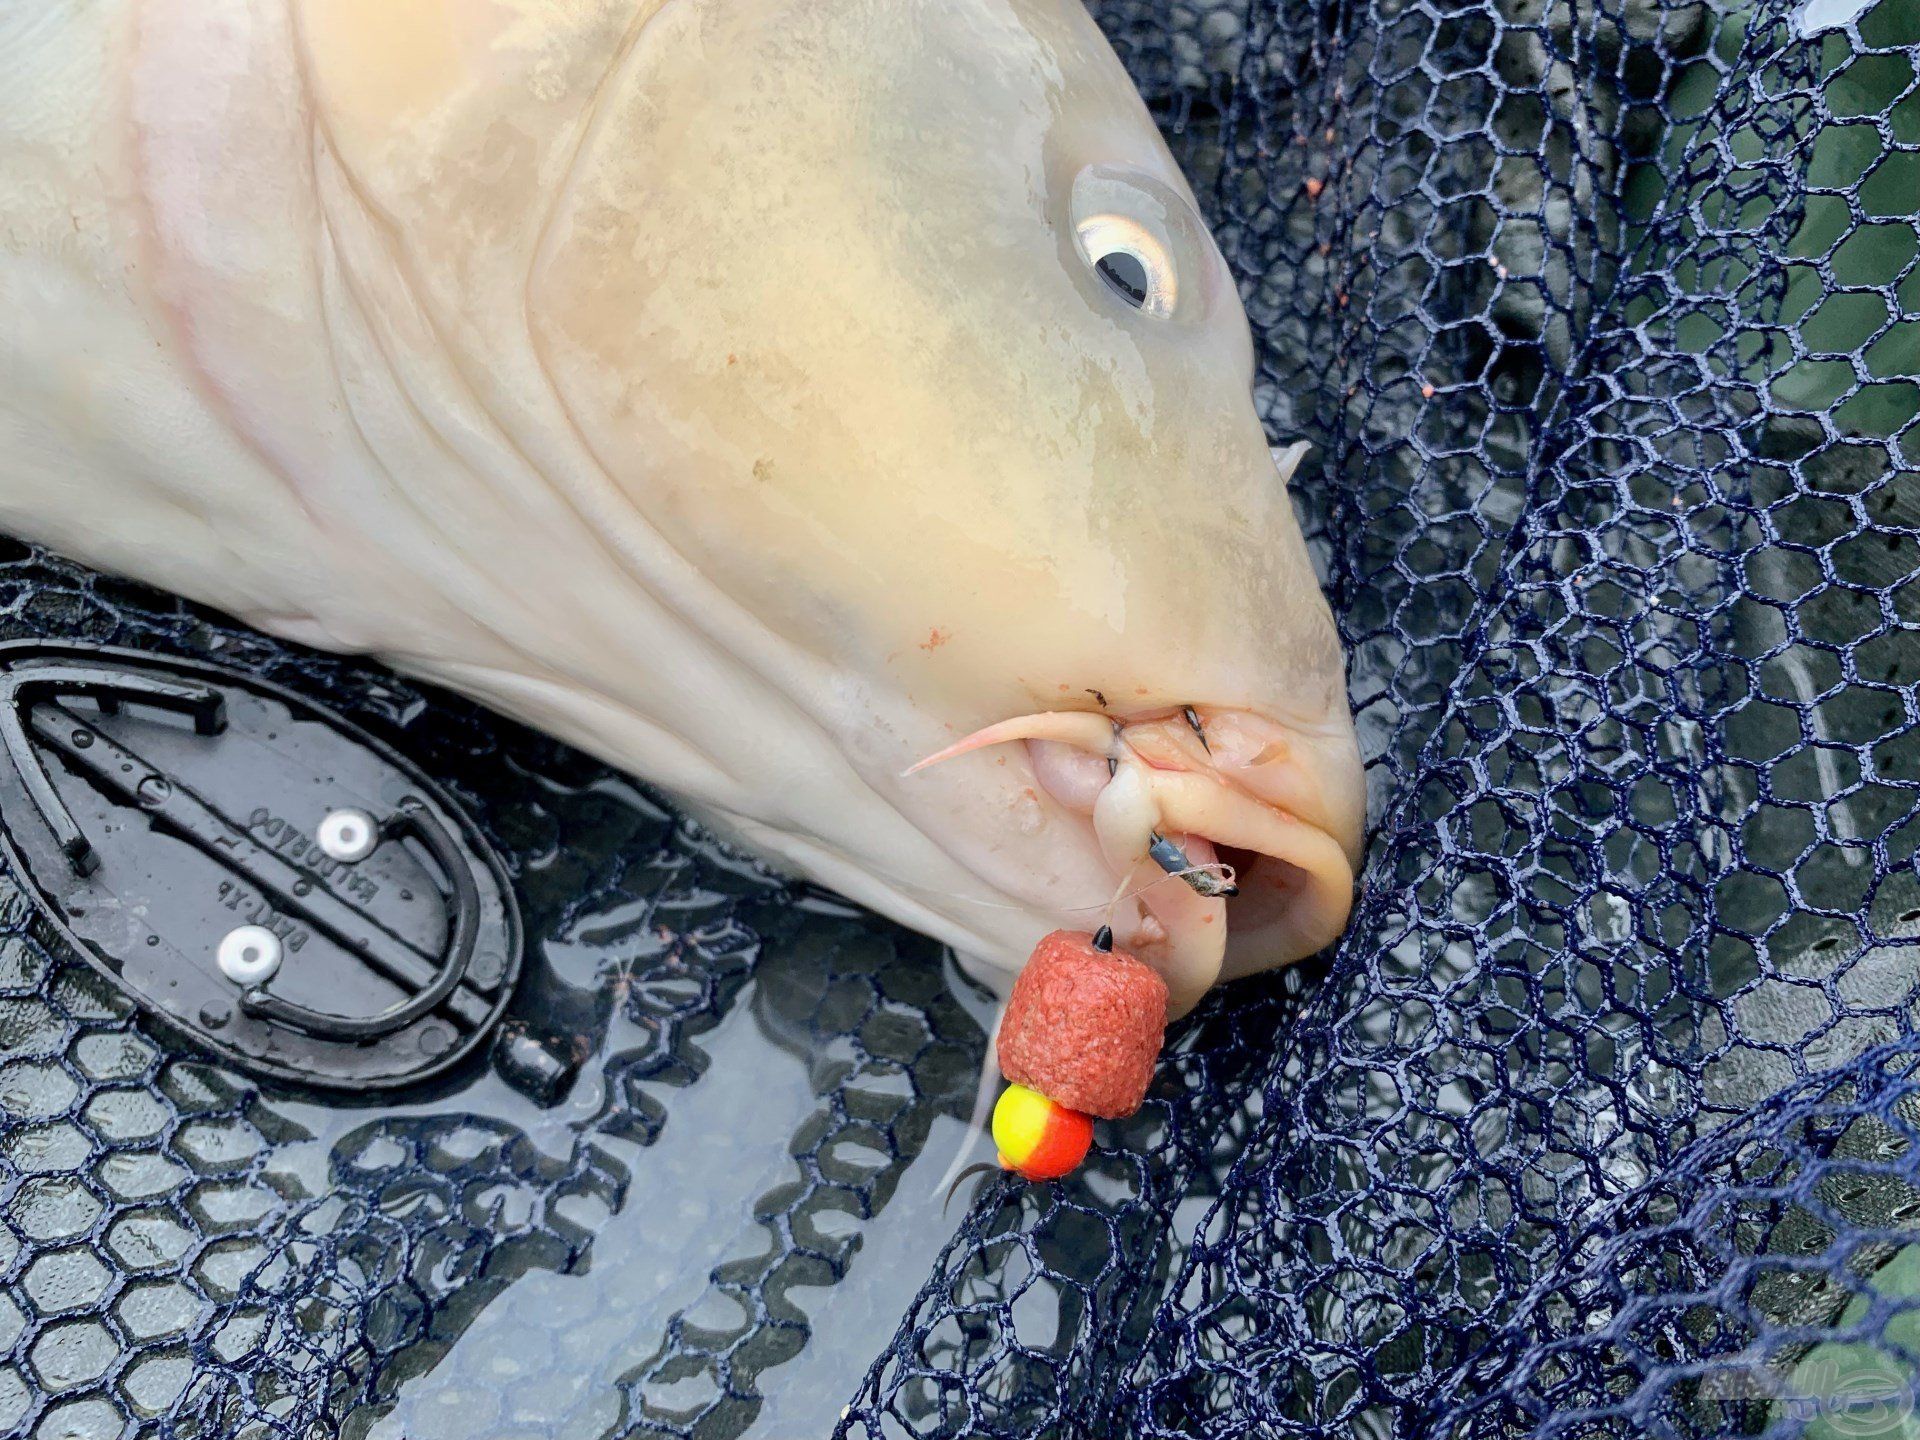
[0,640,522,1090]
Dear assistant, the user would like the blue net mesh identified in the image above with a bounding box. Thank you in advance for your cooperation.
[1,0,1917,1434]
[838,0,1920,1434]
[0,557,986,1436]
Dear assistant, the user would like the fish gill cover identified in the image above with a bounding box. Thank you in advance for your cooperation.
[0,0,1917,1437]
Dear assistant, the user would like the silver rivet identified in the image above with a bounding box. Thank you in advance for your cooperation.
[217,926,282,985]
[317,808,379,863]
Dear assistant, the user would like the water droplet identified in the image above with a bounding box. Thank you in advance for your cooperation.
[199,1003,230,1030]
[70,730,93,749]
[136,776,172,808]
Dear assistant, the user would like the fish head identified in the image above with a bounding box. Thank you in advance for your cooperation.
[532,1,1344,715]
[170,0,1368,1010]
[513,0,1366,1010]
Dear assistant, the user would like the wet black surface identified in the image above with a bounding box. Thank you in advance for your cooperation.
[0,543,992,1438]
[0,640,525,1090]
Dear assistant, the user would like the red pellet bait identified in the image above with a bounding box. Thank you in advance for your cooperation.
[980,927,1170,1185]
[998,928,1169,1120]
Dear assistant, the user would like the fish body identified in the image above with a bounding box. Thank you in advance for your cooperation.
[0,0,1365,1012]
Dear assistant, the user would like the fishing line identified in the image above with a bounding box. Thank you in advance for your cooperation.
[872,858,1241,918]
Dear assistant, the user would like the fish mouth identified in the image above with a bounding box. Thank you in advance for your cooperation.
[908,704,1365,1016]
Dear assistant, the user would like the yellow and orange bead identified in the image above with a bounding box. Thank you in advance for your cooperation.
[991,1082,1094,1181]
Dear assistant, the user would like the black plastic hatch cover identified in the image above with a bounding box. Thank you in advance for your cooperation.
[0,640,521,1090]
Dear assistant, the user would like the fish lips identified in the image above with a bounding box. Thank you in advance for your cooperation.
[906,703,1366,1014]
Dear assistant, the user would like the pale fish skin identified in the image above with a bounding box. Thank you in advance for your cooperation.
[0,0,1365,1015]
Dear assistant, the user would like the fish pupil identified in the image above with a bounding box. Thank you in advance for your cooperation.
[1094,251,1150,309]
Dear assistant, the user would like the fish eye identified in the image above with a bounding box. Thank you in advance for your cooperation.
[1076,213,1177,318]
